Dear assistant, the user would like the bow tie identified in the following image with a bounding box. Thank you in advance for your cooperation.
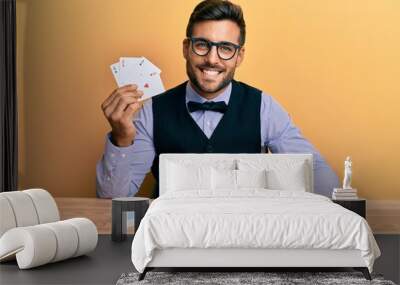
[187,101,228,113]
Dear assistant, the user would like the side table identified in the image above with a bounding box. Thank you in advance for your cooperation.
[112,197,150,241]
[332,198,366,218]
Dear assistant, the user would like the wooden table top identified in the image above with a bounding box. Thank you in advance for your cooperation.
[54,197,400,234]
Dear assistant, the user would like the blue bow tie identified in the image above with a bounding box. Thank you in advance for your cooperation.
[187,101,228,113]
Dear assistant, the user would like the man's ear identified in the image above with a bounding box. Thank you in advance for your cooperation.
[235,46,245,67]
[182,38,189,60]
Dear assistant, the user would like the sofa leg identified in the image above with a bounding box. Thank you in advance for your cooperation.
[138,268,148,281]
[354,267,371,280]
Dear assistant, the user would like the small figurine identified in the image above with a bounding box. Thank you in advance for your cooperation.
[343,156,352,189]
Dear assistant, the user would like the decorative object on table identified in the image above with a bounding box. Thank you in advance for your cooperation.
[110,56,164,102]
[0,189,98,269]
[116,271,395,285]
[332,198,366,218]
[343,156,352,189]
[112,197,150,242]
[332,156,358,200]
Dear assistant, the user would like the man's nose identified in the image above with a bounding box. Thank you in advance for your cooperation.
[205,46,220,65]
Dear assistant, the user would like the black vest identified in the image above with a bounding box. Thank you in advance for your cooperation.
[150,80,262,197]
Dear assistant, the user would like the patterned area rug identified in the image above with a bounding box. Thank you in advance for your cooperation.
[116,271,396,285]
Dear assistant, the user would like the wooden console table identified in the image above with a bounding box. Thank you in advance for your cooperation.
[55,197,112,234]
[54,198,400,234]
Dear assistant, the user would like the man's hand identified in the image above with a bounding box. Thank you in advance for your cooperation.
[101,84,144,147]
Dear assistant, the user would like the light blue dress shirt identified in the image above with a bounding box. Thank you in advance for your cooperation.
[96,82,339,198]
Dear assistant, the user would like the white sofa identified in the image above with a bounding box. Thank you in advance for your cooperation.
[0,189,98,269]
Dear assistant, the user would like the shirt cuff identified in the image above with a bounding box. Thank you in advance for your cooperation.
[104,132,136,166]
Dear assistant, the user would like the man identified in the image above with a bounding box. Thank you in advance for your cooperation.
[97,0,339,198]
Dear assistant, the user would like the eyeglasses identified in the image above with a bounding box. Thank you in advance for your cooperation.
[187,37,242,60]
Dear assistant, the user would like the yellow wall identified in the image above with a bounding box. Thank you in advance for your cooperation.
[16,0,400,199]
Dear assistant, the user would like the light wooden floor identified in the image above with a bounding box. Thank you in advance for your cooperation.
[55,198,400,234]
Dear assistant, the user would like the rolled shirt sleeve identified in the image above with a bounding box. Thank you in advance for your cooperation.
[261,92,339,197]
[96,99,155,198]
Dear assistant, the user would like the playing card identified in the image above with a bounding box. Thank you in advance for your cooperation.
[119,57,142,86]
[110,62,125,87]
[139,57,161,75]
[111,56,165,101]
[120,57,142,69]
[139,73,165,101]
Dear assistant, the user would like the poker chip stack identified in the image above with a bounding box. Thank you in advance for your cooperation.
[332,188,358,200]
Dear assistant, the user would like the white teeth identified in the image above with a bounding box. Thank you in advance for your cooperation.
[202,69,219,76]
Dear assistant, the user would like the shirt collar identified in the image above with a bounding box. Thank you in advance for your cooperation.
[185,81,232,104]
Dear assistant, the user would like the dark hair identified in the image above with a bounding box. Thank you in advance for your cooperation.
[186,0,246,46]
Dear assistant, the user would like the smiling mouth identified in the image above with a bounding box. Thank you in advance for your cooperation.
[199,67,223,79]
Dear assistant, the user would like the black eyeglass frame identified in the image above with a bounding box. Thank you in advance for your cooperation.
[187,37,242,60]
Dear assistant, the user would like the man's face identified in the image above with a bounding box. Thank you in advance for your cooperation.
[183,20,245,99]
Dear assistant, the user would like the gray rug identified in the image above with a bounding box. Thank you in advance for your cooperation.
[116,271,396,285]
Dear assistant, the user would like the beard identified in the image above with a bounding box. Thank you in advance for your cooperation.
[186,60,235,95]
